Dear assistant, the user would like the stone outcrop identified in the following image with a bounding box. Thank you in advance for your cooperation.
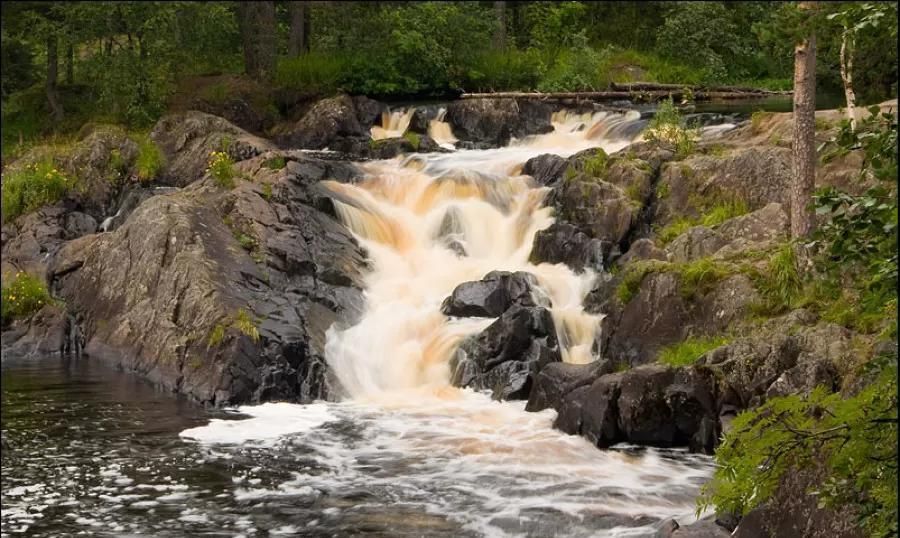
[446,98,553,147]
[450,305,561,400]
[441,271,542,318]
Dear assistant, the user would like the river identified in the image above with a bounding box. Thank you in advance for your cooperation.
[2,108,726,538]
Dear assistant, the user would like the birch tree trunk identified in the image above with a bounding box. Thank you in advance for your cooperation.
[791,20,817,238]
[839,26,857,130]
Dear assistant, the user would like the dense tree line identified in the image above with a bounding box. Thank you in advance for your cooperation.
[1,1,897,150]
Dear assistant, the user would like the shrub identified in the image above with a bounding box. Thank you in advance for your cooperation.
[1,160,74,223]
[698,354,897,538]
[1,272,51,325]
[206,150,236,189]
[643,98,699,158]
[581,149,609,178]
[658,336,729,367]
[134,134,164,182]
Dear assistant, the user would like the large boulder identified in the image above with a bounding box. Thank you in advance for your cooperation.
[528,222,611,272]
[525,360,610,412]
[445,99,553,147]
[441,271,542,318]
[552,365,719,453]
[275,94,370,150]
[46,151,367,406]
[450,305,561,400]
[151,111,275,187]
[1,204,97,277]
[523,153,568,186]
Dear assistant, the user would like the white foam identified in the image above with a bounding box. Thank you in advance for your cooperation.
[179,402,335,445]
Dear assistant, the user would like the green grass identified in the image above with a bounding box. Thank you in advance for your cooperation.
[700,197,749,227]
[207,323,226,348]
[1,271,52,326]
[1,160,74,223]
[656,217,695,245]
[624,181,645,205]
[658,335,730,367]
[261,183,273,200]
[262,156,286,170]
[134,134,164,182]
[233,308,260,342]
[615,257,734,304]
[235,233,257,251]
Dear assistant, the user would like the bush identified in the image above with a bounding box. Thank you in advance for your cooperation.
[206,150,235,189]
[134,134,164,182]
[643,98,699,158]
[1,160,74,223]
[658,336,729,367]
[1,271,51,325]
[698,353,898,537]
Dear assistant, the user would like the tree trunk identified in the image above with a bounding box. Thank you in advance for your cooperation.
[493,1,506,49]
[288,1,308,57]
[237,1,277,82]
[839,26,857,131]
[791,29,817,238]
[46,33,64,123]
[65,42,74,84]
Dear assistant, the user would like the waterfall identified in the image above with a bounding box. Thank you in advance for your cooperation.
[370,107,416,140]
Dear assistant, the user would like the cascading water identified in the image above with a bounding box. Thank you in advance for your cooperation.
[173,109,718,537]
[370,108,416,140]
[429,107,458,149]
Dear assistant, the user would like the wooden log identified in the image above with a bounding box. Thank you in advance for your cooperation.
[611,81,790,95]
[459,90,790,101]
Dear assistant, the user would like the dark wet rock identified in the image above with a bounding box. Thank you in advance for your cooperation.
[351,95,388,128]
[552,365,718,452]
[46,152,367,406]
[450,305,561,400]
[64,212,98,238]
[1,205,81,277]
[276,94,367,150]
[528,222,611,272]
[441,271,542,318]
[663,516,731,537]
[523,153,568,186]
[549,177,638,246]
[446,99,553,147]
[151,111,275,187]
[98,186,179,233]
[525,361,611,412]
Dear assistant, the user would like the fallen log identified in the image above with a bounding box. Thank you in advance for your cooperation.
[459,90,791,101]
[611,81,790,94]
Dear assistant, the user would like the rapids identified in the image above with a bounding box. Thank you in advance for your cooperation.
[1,108,735,537]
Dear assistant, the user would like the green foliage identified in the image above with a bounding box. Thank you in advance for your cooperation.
[275,53,345,95]
[581,149,609,178]
[1,160,74,223]
[262,156,286,170]
[644,98,699,158]
[235,233,256,251]
[699,354,898,538]
[134,134,164,182]
[658,336,729,367]
[814,109,897,309]
[206,150,235,189]
[1,271,52,326]
[465,49,545,92]
[750,243,804,314]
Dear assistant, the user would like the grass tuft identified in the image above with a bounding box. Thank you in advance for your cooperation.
[658,335,730,367]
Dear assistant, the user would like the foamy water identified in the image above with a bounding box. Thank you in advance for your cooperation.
[177,109,727,537]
